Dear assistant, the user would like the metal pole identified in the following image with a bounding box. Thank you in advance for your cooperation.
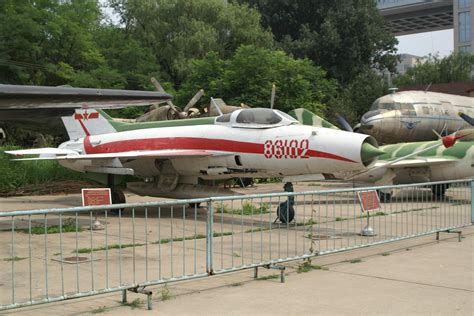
[471,181,474,224]
[206,201,214,275]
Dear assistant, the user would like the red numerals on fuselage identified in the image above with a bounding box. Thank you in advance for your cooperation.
[264,139,309,159]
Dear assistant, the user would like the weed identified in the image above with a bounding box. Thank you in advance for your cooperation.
[297,262,322,273]
[3,256,27,262]
[0,146,87,194]
[406,248,411,251]
[256,274,279,281]
[74,243,145,254]
[91,306,107,314]
[348,259,362,264]
[232,252,241,258]
[160,284,171,301]
[73,232,230,254]
[381,252,390,256]
[245,227,270,233]
[213,231,233,238]
[335,217,344,222]
[223,202,271,216]
[321,267,329,271]
[121,298,143,309]
[18,218,81,235]
[229,282,243,287]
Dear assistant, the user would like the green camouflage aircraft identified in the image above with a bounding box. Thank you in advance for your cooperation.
[289,108,474,198]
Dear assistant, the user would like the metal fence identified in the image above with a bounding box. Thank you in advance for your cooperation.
[0,179,472,311]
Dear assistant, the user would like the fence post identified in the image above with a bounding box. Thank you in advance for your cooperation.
[471,181,474,224]
[206,200,214,275]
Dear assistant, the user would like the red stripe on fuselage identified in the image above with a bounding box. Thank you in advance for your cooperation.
[83,137,356,163]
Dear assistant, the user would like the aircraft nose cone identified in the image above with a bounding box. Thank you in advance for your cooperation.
[361,142,385,166]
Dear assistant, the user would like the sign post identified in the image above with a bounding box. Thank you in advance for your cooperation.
[81,188,112,230]
[357,190,381,236]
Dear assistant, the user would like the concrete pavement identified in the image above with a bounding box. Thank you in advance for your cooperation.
[4,225,472,315]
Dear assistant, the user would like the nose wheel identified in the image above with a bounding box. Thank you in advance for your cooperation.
[276,182,295,223]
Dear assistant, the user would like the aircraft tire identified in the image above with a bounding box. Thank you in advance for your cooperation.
[377,190,392,203]
[110,189,126,215]
[236,178,254,188]
[431,184,448,198]
[277,202,295,224]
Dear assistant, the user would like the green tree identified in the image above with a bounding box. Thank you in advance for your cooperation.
[332,68,389,124]
[394,53,474,87]
[0,0,120,87]
[178,45,338,115]
[235,0,398,85]
[109,0,274,87]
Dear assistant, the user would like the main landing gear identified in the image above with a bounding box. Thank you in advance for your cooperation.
[276,182,295,224]
[108,174,126,214]
[431,184,449,198]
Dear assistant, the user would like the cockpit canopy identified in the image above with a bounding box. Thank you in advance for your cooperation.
[215,108,298,128]
[369,99,416,116]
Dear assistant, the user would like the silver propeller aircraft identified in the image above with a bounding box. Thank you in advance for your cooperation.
[6,103,385,203]
[293,108,474,199]
[356,90,474,144]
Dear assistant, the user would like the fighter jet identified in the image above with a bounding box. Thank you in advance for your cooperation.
[5,103,385,204]
[356,90,474,144]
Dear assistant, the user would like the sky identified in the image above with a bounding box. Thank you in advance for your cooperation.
[396,29,454,57]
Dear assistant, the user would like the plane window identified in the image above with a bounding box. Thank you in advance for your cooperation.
[236,109,282,125]
[370,102,400,111]
[400,103,416,116]
[216,113,232,123]
[275,110,298,122]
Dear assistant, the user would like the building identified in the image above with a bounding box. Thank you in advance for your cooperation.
[396,53,426,74]
[377,0,473,54]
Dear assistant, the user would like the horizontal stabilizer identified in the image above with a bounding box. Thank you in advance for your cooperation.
[5,148,79,157]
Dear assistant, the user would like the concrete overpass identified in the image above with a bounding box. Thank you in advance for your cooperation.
[377,0,473,53]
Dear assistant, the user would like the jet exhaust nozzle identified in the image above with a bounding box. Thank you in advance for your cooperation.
[361,141,385,166]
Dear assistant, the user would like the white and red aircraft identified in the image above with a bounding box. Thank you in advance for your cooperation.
[6,105,385,203]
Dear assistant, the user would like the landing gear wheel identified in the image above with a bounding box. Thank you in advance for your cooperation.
[377,190,392,203]
[431,184,448,198]
[110,189,126,215]
[236,178,254,188]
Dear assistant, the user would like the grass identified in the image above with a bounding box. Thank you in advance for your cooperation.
[18,218,82,235]
[74,232,232,254]
[160,284,171,301]
[229,282,243,287]
[91,306,107,314]
[0,146,87,194]
[347,259,362,264]
[220,202,271,216]
[3,256,27,262]
[74,243,145,254]
[256,274,280,281]
[297,262,322,273]
[232,252,241,258]
[381,252,391,256]
[121,298,143,310]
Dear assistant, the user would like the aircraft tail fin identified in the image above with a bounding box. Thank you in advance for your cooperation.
[288,108,339,129]
[62,109,117,139]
